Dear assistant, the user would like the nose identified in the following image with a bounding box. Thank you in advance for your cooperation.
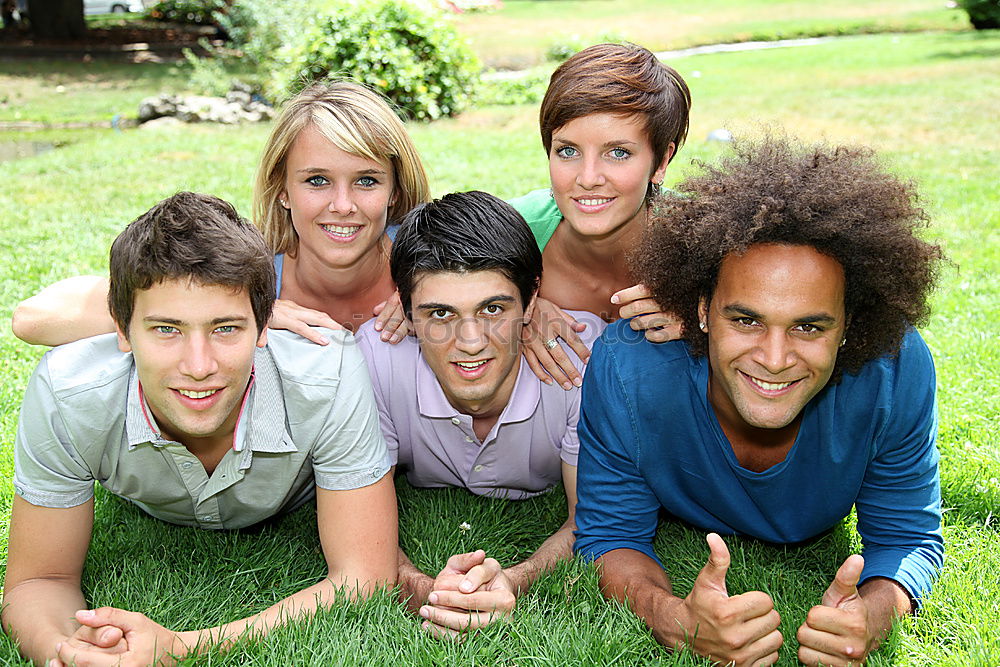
[753,328,796,375]
[178,333,219,381]
[576,154,606,190]
[328,184,357,216]
[455,317,488,357]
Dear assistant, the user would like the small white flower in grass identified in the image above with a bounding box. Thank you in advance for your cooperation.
[459,521,471,533]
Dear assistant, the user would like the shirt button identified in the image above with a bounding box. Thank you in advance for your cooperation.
[181,461,194,469]
[451,417,461,425]
[201,515,213,521]
[465,436,474,443]
[473,464,484,472]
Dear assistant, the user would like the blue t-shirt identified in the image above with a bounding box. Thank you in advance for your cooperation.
[574,321,943,602]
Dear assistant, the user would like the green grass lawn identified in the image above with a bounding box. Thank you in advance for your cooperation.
[1,28,998,665]
[456,0,970,68]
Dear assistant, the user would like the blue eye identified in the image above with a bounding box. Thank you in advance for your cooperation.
[555,146,579,159]
[609,148,632,160]
[357,176,379,188]
[154,325,178,335]
[306,175,329,186]
[215,325,237,334]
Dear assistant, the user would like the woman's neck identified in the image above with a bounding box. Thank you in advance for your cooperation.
[286,238,390,300]
[554,208,647,279]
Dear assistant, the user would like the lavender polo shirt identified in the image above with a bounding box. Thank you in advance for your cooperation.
[354,311,606,500]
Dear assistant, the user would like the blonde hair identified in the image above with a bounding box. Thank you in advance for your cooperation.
[253,81,431,256]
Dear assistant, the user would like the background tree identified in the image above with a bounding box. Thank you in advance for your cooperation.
[26,0,85,39]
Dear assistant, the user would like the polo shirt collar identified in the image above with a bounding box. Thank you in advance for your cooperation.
[123,347,295,455]
[415,355,540,425]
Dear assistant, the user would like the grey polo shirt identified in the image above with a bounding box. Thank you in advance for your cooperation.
[13,329,390,530]
[354,311,607,500]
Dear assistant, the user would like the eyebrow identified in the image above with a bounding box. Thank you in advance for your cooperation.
[295,167,388,175]
[720,304,838,326]
[551,136,640,149]
[143,316,250,326]
[416,294,517,312]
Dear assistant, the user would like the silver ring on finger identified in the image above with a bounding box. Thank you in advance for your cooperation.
[544,337,559,350]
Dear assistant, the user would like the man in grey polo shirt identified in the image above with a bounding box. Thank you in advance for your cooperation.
[3,192,397,665]
[355,191,605,638]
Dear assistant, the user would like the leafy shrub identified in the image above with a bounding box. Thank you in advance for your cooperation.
[958,0,1000,29]
[280,0,481,120]
[215,0,310,68]
[477,69,549,106]
[147,0,227,25]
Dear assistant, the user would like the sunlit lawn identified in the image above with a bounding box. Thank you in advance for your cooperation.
[0,28,998,665]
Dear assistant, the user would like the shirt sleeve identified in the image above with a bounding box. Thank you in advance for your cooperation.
[13,355,96,508]
[353,326,400,466]
[855,331,943,605]
[557,311,607,467]
[559,386,581,466]
[573,334,664,564]
[310,337,392,491]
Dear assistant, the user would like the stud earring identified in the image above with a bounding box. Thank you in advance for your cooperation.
[649,181,662,197]
[279,198,288,208]
[840,337,847,347]
[699,321,708,332]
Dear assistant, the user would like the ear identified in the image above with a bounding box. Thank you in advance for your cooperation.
[523,291,539,323]
[256,327,268,348]
[278,190,290,209]
[651,142,675,184]
[698,296,709,329]
[116,322,132,353]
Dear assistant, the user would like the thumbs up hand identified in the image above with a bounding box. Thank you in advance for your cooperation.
[797,555,875,666]
[678,534,783,666]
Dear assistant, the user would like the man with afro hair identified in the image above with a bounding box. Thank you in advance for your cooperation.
[573,134,944,667]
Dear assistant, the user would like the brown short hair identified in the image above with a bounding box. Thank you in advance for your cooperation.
[254,80,431,257]
[109,192,276,336]
[539,43,691,176]
[631,133,944,380]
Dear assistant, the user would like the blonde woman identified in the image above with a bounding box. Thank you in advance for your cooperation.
[13,81,430,346]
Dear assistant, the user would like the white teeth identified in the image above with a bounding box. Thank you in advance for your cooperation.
[577,198,612,206]
[322,224,359,237]
[749,377,793,391]
[456,360,487,370]
[178,389,218,399]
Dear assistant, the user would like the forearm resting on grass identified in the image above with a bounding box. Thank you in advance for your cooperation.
[54,479,397,665]
[12,275,114,346]
[1,496,98,664]
[596,536,783,666]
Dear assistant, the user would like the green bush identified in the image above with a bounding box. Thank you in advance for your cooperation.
[281,0,481,121]
[147,0,227,25]
[958,0,1000,29]
[477,70,549,106]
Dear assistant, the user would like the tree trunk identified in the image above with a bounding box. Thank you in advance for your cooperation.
[27,0,86,39]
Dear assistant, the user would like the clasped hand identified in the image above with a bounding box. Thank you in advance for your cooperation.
[51,608,184,667]
[418,550,516,639]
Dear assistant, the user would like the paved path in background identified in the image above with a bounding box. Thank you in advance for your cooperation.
[484,35,840,80]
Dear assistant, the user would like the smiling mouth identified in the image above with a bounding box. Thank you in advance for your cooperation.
[455,360,488,371]
[177,388,219,399]
[321,224,361,238]
[574,197,615,207]
[741,372,801,393]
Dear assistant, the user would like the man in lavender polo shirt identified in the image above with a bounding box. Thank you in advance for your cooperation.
[355,191,605,638]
